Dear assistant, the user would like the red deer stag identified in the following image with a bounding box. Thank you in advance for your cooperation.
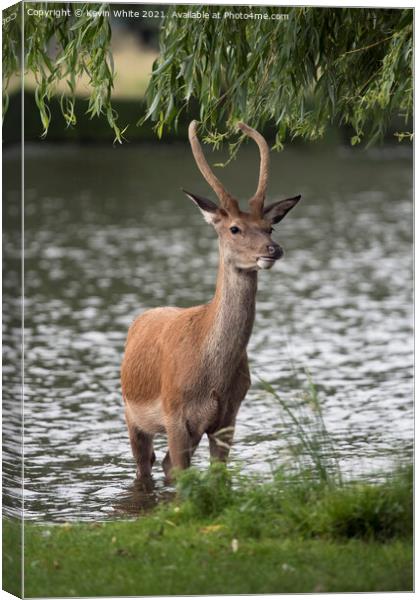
[121,121,301,481]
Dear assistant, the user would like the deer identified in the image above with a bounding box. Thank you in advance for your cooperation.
[121,120,301,482]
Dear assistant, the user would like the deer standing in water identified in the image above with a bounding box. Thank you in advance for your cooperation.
[121,121,301,481]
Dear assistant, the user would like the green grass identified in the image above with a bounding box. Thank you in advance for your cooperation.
[10,463,412,597]
[175,462,413,543]
[2,514,22,598]
[21,527,411,596]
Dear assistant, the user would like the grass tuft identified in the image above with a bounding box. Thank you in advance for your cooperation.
[175,461,234,517]
[313,466,413,541]
[171,462,412,543]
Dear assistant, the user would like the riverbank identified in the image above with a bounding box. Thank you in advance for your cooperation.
[4,464,413,596]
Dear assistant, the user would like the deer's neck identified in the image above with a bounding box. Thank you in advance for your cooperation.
[202,247,257,378]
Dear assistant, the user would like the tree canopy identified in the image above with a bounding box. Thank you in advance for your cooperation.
[2,3,413,148]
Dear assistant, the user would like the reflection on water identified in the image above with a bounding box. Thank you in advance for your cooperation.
[3,141,413,521]
[112,478,175,517]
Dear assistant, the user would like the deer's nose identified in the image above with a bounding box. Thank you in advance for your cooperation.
[267,244,283,259]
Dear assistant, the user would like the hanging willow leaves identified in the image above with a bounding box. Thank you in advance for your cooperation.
[2,4,413,148]
[3,2,126,143]
[143,6,413,148]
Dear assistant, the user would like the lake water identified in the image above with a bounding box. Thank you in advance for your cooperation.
[3,140,413,522]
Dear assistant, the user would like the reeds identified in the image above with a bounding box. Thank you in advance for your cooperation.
[258,370,342,486]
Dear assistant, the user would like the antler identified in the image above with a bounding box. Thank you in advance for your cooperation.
[188,121,239,214]
[237,122,270,216]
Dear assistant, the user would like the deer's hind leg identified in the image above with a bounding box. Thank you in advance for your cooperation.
[126,420,155,480]
[208,424,236,462]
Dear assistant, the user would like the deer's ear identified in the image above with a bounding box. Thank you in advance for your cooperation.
[183,189,220,224]
[263,195,301,224]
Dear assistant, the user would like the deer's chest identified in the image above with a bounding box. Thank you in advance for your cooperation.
[184,351,249,432]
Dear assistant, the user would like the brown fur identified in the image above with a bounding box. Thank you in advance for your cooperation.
[121,248,255,479]
[120,122,301,481]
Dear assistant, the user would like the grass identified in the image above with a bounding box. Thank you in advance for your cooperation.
[20,529,412,596]
[2,463,410,597]
[3,376,413,596]
[175,462,413,543]
[259,371,343,485]
[2,514,22,598]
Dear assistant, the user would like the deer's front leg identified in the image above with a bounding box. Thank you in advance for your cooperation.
[164,421,200,481]
[208,359,250,463]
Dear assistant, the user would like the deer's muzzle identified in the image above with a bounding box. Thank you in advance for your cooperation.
[257,245,284,270]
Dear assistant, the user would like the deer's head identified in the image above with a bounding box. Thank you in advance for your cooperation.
[184,121,301,271]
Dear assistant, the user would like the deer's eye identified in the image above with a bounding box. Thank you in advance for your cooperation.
[230,226,241,234]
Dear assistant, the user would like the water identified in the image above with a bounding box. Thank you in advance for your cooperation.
[3,141,413,522]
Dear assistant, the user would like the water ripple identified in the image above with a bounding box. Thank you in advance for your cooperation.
[3,143,413,521]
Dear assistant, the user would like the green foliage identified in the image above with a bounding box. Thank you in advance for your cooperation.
[175,461,234,517]
[3,2,126,142]
[172,462,412,542]
[144,6,412,149]
[2,5,412,147]
[313,466,413,541]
